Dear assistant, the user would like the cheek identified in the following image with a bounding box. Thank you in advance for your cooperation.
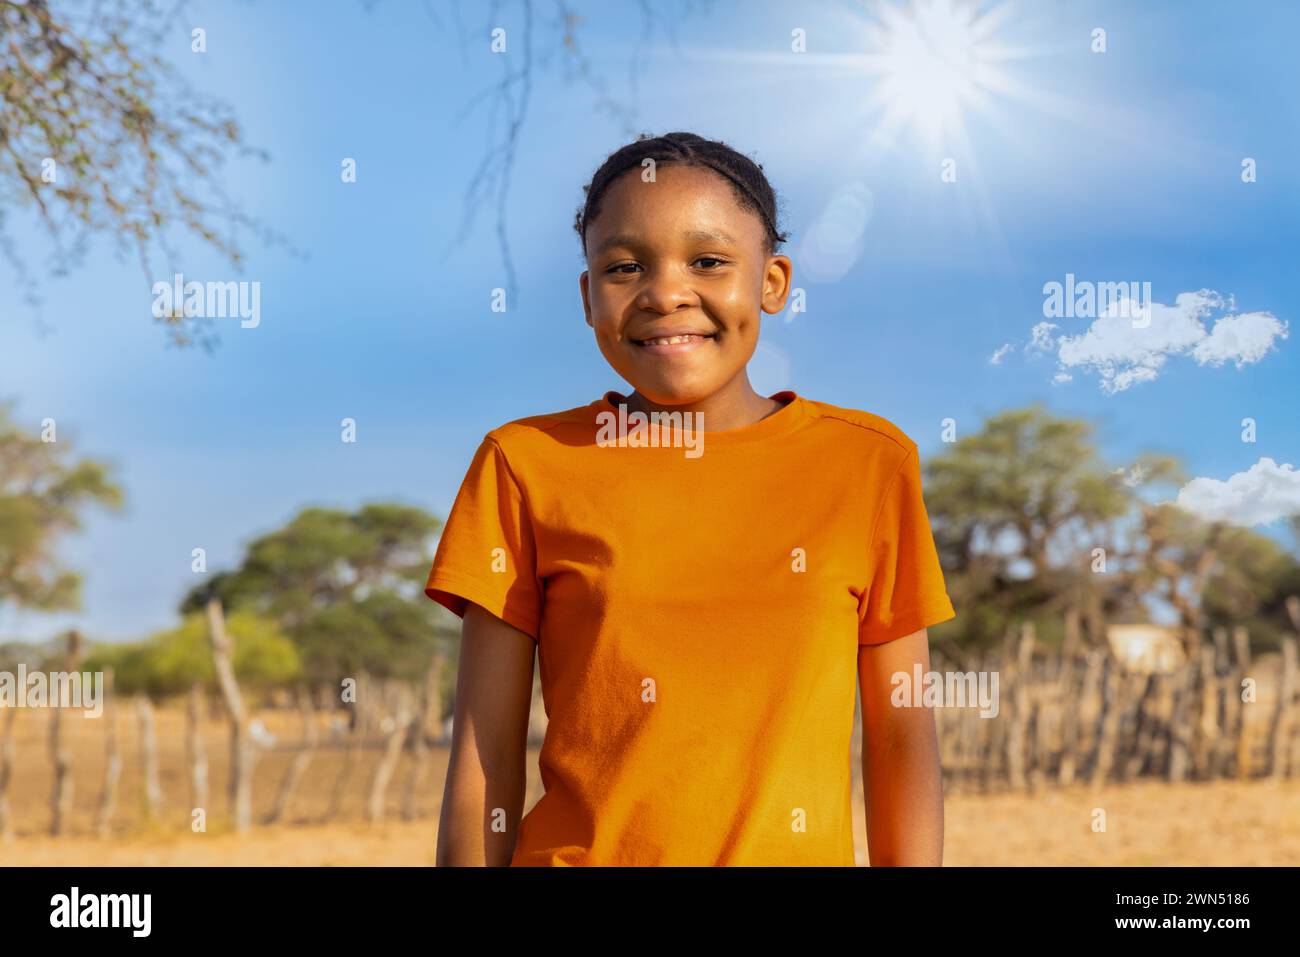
[728,312,760,344]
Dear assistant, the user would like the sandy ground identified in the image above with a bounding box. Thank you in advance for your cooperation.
[2,707,1297,865]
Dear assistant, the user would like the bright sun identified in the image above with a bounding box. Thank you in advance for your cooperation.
[863,0,1014,146]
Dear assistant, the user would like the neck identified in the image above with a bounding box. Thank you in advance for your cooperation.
[622,372,782,432]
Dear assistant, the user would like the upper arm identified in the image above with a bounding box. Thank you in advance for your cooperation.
[451,602,537,774]
[857,627,934,746]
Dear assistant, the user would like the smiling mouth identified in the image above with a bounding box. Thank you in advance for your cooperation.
[632,333,717,350]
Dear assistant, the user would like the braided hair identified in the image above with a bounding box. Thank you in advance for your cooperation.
[573,131,789,259]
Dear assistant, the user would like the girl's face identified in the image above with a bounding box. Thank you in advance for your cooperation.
[580,164,792,406]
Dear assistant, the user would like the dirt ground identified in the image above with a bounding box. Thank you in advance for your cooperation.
[2,706,1297,865]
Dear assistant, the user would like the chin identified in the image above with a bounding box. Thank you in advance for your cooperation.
[628,377,720,406]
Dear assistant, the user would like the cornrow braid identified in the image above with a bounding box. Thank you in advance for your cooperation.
[573,131,789,258]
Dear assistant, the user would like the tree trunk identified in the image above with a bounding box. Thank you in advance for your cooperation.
[135,694,162,822]
[48,629,81,836]
[95,668,122,838]
[186,683,209,820]
[207,597,253,832]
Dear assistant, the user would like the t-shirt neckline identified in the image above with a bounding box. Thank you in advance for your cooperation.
[593,389,808,447]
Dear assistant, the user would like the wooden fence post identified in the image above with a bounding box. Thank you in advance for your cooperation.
[1006,622,1034,791]
[368,681,415,825]
[1192,637,1219,779]
[186,683,209,822]
[206,596,252,832]
[1167,645,1198,783]
[1267,637,1297,780]
[323,671,365,824]
[265,686,318,825]
[1090,652,1123,789]
[1232,625,1253,780]
[48,629,81,836]
[135,694,161,822]
[0,708,15,843]
[95,667,122,837]
[402,650,444,820]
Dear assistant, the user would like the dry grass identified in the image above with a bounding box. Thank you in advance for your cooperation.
[2,705,1297,865]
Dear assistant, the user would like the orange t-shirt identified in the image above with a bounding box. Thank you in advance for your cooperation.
[424,389,955,866]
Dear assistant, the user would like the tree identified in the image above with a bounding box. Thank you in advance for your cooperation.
[84,608,301,697]
[179,503,454,682]
[0,0,287,347]
[0,398,124,613]
[4,0,711,337]
[922,403,1300,653]
[923,403,1134,648]
[408,0,715,303]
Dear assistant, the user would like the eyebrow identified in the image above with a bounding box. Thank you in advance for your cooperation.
[594,229,740,255]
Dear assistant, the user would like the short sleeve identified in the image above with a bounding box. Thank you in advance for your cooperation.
[424,437,541,641]
[857,443,955,645]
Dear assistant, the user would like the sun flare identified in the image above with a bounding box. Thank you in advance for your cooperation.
[862,0,1015,146]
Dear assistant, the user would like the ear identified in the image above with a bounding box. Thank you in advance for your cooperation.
[760,256,793,316]
[579,271,593,327]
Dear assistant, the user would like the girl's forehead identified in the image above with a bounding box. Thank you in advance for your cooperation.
[606,162,733,202]
[594,166,765,240]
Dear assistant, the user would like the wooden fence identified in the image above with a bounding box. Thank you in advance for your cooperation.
[912,602,1300,794]
[3,598,1299,840]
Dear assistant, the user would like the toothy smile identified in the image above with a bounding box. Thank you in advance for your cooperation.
[635,334,714,346]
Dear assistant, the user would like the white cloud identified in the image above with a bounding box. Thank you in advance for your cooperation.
[989,342,1014,364]
[1192,311,1289,367]
[1028,321,1058,352]
[1032,289,1287,393]
[1167,457,1300,527]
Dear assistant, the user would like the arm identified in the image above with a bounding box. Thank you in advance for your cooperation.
[857,627,943,866]
[435,601,537,866]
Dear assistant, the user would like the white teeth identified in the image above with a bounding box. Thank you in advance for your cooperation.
[639,334,709,346]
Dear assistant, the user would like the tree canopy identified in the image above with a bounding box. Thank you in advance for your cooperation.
[179,503,454,682]
[923,403,1300,653]
[0,399,124,613]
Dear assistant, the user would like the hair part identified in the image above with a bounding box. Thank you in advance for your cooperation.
[573,131,789,260]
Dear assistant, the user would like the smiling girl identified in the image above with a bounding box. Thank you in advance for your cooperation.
[427,131,955,866]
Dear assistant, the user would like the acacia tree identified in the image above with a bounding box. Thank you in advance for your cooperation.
[0,0,285,347]
[0,398,124,614]
[83,608,301,697]
[4,0,713,335]
[923,404,1300,652]
[923,404,1134,648]
[179,503,455,683]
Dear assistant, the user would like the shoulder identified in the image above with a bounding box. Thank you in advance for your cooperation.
[480,400,598,456]
[800,396,919,457]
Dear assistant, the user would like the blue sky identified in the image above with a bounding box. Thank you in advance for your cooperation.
[2,0,1297,642]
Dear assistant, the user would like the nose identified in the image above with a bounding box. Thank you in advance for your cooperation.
[633,264,698,314]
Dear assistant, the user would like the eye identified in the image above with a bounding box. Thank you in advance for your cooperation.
[605,262,640,275]
[695,257,728,269]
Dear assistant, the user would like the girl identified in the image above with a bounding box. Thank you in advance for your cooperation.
[428,131,954,866]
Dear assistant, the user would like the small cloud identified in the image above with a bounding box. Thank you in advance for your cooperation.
[1038,289,1286,393]
[989,342,1014,364]
[1165,457,1300,527]
[1028,321,1059,352]
[1192,311,1289,367]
